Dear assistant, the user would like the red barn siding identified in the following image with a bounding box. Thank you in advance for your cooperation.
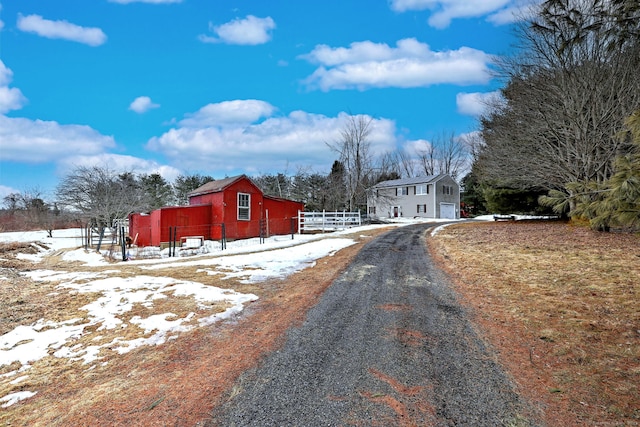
[128,213,152,246]
[129,175,305,247]
[264,196,303,235]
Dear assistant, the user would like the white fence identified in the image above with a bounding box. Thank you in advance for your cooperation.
[298,210,361,233]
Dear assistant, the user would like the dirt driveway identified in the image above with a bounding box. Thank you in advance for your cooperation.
[209,224,534,426]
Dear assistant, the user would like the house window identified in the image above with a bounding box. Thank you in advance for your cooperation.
[416,184,427,195]
[397,187,409,196]
[417,204,427,213]
[238,193,250,220]
[443,185,453,195]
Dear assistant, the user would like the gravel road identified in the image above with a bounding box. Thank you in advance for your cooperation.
[210,224,535,426]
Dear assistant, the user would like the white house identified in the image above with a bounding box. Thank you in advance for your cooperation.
[367,174,460,220]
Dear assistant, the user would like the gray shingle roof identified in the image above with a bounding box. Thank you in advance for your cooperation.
[188,175,247,196]
[372,174,443,189]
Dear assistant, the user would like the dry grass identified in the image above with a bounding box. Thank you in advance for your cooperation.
[4,222,637,426]
[0,228,392,426]
[428,220,640,426]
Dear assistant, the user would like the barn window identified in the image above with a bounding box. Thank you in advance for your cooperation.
[238,193,250,220]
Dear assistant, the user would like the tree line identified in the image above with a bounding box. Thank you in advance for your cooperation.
[468,0,640,230]
[2,117,471,232]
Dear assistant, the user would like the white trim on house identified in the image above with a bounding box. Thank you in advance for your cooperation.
[367,174,460,220]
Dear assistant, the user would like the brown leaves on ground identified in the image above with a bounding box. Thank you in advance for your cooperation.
[428,220,640,426]
[3,222,638,426]
[0,228,391,427]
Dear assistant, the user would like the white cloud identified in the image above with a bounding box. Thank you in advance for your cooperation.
[402,138,432,154]
[58,154,182,182]
[129,96,160,114]
[109,0,182,3]
[0,184,17,200]
[0,116,116,163]
[199,15,275,45]
[147,101,397,174]
[456,91,502,116]
[389,0,540,28]
[300,38,491,91]
[179,100,276,127]
[487,1,541,25]
[0,61,27,114]
[17,14,107,46]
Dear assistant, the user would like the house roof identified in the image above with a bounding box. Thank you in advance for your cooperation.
[188,175,251,197]
[372,174,444,189]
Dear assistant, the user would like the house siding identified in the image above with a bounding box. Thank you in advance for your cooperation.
[367,175,460,219]
[434,175,459,218]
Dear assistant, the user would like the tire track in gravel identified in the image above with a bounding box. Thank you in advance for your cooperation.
[210,224,536,426]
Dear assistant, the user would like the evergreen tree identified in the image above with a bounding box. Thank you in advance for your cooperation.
[173,174,214,205]
[592,111,640,230]
[140,173,175,209]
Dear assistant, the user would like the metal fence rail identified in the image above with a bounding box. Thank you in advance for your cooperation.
[298,210,361,233]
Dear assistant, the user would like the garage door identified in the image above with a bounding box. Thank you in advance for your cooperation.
[440,203,456,219]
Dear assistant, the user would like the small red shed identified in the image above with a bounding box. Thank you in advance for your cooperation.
[129,175,304,247]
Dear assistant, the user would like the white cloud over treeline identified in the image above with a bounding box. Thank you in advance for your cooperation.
[389,0,541,28]
[147,100,397,174]
[0,59,395,181]
[456,91,502,116]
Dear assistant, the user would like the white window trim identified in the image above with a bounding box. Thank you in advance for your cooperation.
[416,184,427,195]
[238,192,250,221]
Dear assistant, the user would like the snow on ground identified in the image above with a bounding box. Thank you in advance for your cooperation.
[0,218,459,406]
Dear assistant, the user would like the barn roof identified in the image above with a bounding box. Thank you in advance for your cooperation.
[188,175,252,197]
[372,174,444,189]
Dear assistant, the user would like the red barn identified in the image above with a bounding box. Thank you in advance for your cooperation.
[129,175,304,247]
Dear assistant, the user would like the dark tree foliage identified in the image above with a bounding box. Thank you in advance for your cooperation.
[474,0,640,221]
[254,173,291,199]
[460,172,487,216]
[483,186,554,216]
[541,109,640,230]
[325,160,347,211]
[140,173,175,210]
[173,174,214,206]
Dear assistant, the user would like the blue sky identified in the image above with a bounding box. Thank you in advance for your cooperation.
[0,0,538,201]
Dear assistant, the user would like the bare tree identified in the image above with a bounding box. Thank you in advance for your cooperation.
[377,148,414,180]
[327,115,375,211]
[415,141,437,176]
[415,131,469,179]
[56,165,147,229]
[2,188,59,234]
[476,0,640,214]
